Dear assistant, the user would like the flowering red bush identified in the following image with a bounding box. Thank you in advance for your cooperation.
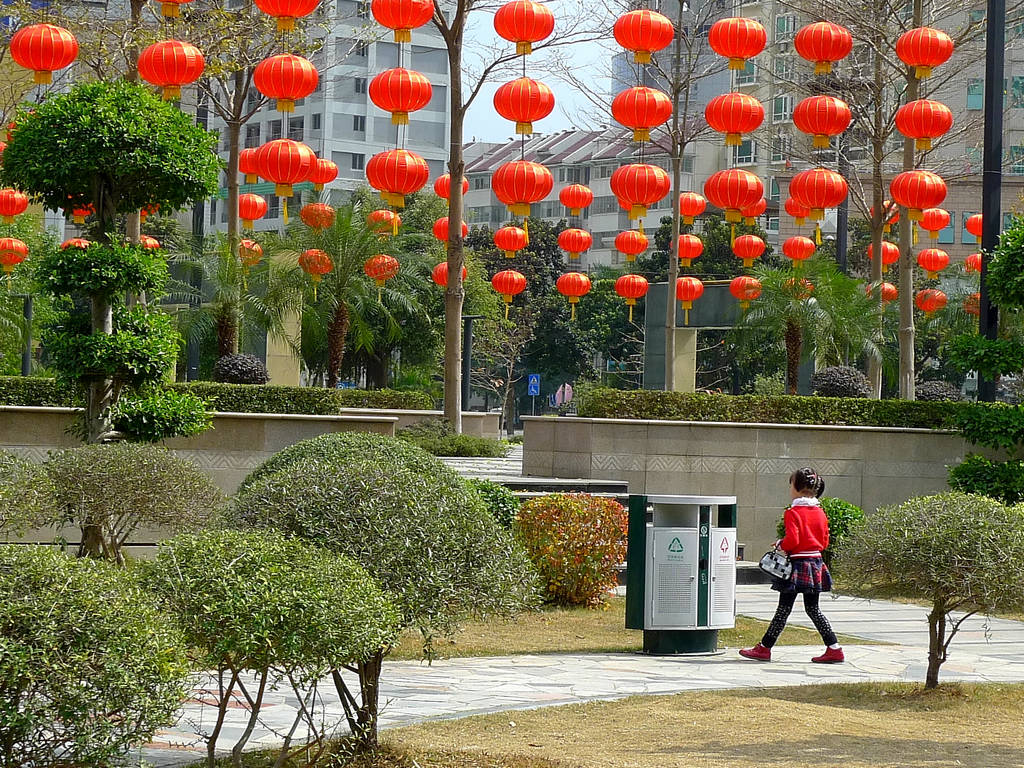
[515,493,628,607]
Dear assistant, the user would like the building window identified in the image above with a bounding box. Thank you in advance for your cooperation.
[773,56,794,82]
[937,215,955,244]
[357,0,370,17]
[245,124,260,148]
[355,41,369,57]
[351,152,365,171]
[768,177,780,202]
[312,113,322,130]
[772,95,794,123]
[735,59,756,85]
[770,134,789,163]
[268,119,282,140]
[267,196,280,219]
[766,216,779,232]
[1011,77,1024,108]
[1010,146,1024,174]
[732,139,756,165]
[352,114,366,132]
[472,174,488,190]
[682,155,694,173]
[962,211,979,244]
[288,118,304,141]
[969,8,986,24]
[355,77,367,94]
[209,199,217,225]
[775,14,796,42]
[967,79,984,110]
[246,88,260,111]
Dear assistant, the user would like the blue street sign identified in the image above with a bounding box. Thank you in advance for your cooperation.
[527,373,541,396]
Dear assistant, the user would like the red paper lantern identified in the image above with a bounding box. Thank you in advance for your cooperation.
[362,253,397,287]
[785,197,811,226]
[615,230,648,262]
[793,95,852,148]
[610,163,670,220]
[494,77,555,135]
[871,201,901,233]
[10,24,78,84]
[140,204,160,223]
[254,53,318,113]
[492,269,527,316]
[729,275,762,308]
[560,184,594,216]
[966,213,983,244]
[300,203,336,230]
[494,225,528,258]
[255,139,316,197]
[964,292,981,317]
[612,86,672,142]
[890,169,946,221]
[704,92,765,146]
[615,274,649,321]
[920,207,950,239]
[794,21,853,74]
[60,238,91,250]
[434,173,469,200]
[159,0,193,17]
[372,0,434,43]
[740,197,767,225]
[915,288,947,316]
[675,276,704,324]
[965,252,982,273]
[894,99,953,151]
[239,193,268,229]
[613,9,674,64]
[556,272,592,320]
[896,27,954,78]
[677,233,703,267]
[679,192,706,225]
[239,239,263,268]
[0,141,7,163]
[0,238,27,274]
[140,235,161,250]
[789,167,847,221]
[240,148,259,184]
[868,241,900,273]
[492,160,553,216]
[0,189,28,223]
[733,234,766,268]
[310,158,338,191]
[865,281,898,303]
[70,204,94,224]
[366,148,430,208]
[370,67,432,125]
[431,261,468,288]
[916,247,950,279]
[708,17,767,69]
[558,228,593,260]
[138,40,205,101]
[782,236,815,265]
[254,0,319,31]
[494,0,555,55]
[369,209,401,237]
[704,169,763,223]
[432,216,468,242]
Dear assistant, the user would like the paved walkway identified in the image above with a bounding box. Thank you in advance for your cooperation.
[136,585,1024,767]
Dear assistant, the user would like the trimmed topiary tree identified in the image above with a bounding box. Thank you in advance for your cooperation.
[811,366,871,398]
[0,451,55,537]
[212,352,270,384]
[229,432,538,749]
[915,380,964,402]
[0,546,189,766]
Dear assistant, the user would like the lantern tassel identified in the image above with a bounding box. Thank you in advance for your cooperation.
[730,224,736,246]
[312,283,317,302]
[570,302,576,321]
[913,223,919,246]
[628,303,634,323]
[815,223,822,246]
[392,215,399,237]
[378,286,383,302]
[639,219,645,236]
[504,302,510,319]
[283,199,289,225]
[523,218,529,245]
[684,307,690,326]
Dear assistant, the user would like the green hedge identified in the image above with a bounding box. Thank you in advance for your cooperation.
[0,377,78,407]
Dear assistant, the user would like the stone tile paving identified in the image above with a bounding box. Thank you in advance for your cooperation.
[134,584,1024,767]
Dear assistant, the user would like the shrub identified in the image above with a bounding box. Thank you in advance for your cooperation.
[0,451,56,535]
[397,420,509,458]
[915,380,964,402]
[944,334,1024,379]
[948,454,1024,504]
[111,387,211,443]
[986,214,1024,310]
[775,496,865,566]
[0,375,77,407]
[748,372,785,396]
[468,478,521,529]
[212,352,269,384]
[144,529,401,765]
[169,381,433,413]
[953,402,1024,453]
[516,493,628,607]
[0,546,189,766]
[835,492,1024,688]
[46,442,223,563]
[811,366,871,398]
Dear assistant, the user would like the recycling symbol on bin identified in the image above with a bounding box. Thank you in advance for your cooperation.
[668,537,685,553]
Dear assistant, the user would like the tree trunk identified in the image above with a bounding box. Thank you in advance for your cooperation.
[926,603,946,689]
[326,302,350,389]
[442,41,466,433]
[865,5,886,400]
[784,319,802,395]
[216,308,239,358]
[365,355,387,389]
[225,103,243,255]
[85,297,114,443]
[352,652,384,751]
[664,11,685,392]
[503,379,516,437]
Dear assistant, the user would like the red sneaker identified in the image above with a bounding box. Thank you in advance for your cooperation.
[812,647,845,664]
[739,643,772,661]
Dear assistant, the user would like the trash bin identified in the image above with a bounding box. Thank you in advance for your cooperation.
[624,494,738,654]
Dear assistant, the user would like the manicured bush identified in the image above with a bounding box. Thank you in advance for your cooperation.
[811,366,871,398]
[776,496,865,566]
[144,529,401,765]
[0,451,56,535]
[111,387,211,443]
[397,420,509,458]
[516,493,628,607]
[0,546,189,766]
[468,478,521,529]
[948,454,1024,504]
[0,375,77,407]
[835,492,1024,688]
[212,352,269,384]
[46,442,223,562]
[169,381,433,413]
[953,402,1024,453]
[915,380,964,402]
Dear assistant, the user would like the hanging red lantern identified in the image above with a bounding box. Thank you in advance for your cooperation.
[240,148,259,184]
[964,292,981,317]
[299,249,334,299]
[494,225,528,258]
[729,275,762,309]
[239,239,263,269]
[868,241,900,273]
[865,281,898,303]
[558,228,593,260]
[492,160,553,216]
[794,21,853,74]
[894,99,953,151]
[70,204,94,224]
[615,274,649,322]
[782,236,815,266]
[916,247,950,279]
[310,158,338,191]
[733,234,766,268]
[556,272,591,320]
[966,213,983,245]
[255,0,319,31]
[896,27,954,78]
[363,253,398,288]
[431,261,468,288]
[300,203,336,230]
[870,201,900,233]
[784,197,811,227]
[0,189,28,223]
[704,92,765,146]
[140,204,160,223]
[372,0,435,43]
[612,86,672,142]
[491,269,527,317]
[560,184,594,216]
[793,95,852,148]
[140,235,161,250]
[677,233,703,267]
[890,169,946,221]
[434,173,469,200]
[239,193,268,229]
[0,238,27,276]
[494,0,555,55]
[740,197,766,225]
[60,238,91,250]
[610,163,670,220]
[789,167,847,221]
[613,9,674,64]
[679,192,706,225]
[369,209,401,237]
[254,54,319,113]
[432,217,468,243]
[919,207,950,239]
[915,288,947,316]
[255,138,316,197]
[369,67,432,125]
[366,148,430,208]
[616,230,648,262]
[137,40,205,101]
[159,0,193,17]
[704,169,763,223]
[10,24,78,84]
[708,17,767,70]
[675,276,704,325]
[0,141,7,163]
[494,77,555,135]
[965,252,982,273]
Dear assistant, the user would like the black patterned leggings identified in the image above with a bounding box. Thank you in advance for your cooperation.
[760,592,838,648]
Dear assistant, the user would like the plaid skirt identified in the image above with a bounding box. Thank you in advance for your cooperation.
[772,555,832,594]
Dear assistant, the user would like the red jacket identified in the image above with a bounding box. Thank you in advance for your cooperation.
[780,499,829,557]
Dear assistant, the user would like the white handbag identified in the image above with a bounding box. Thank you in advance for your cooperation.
[759,548,793,580]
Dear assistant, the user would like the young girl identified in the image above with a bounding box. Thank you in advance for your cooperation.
[739,467,844,663]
